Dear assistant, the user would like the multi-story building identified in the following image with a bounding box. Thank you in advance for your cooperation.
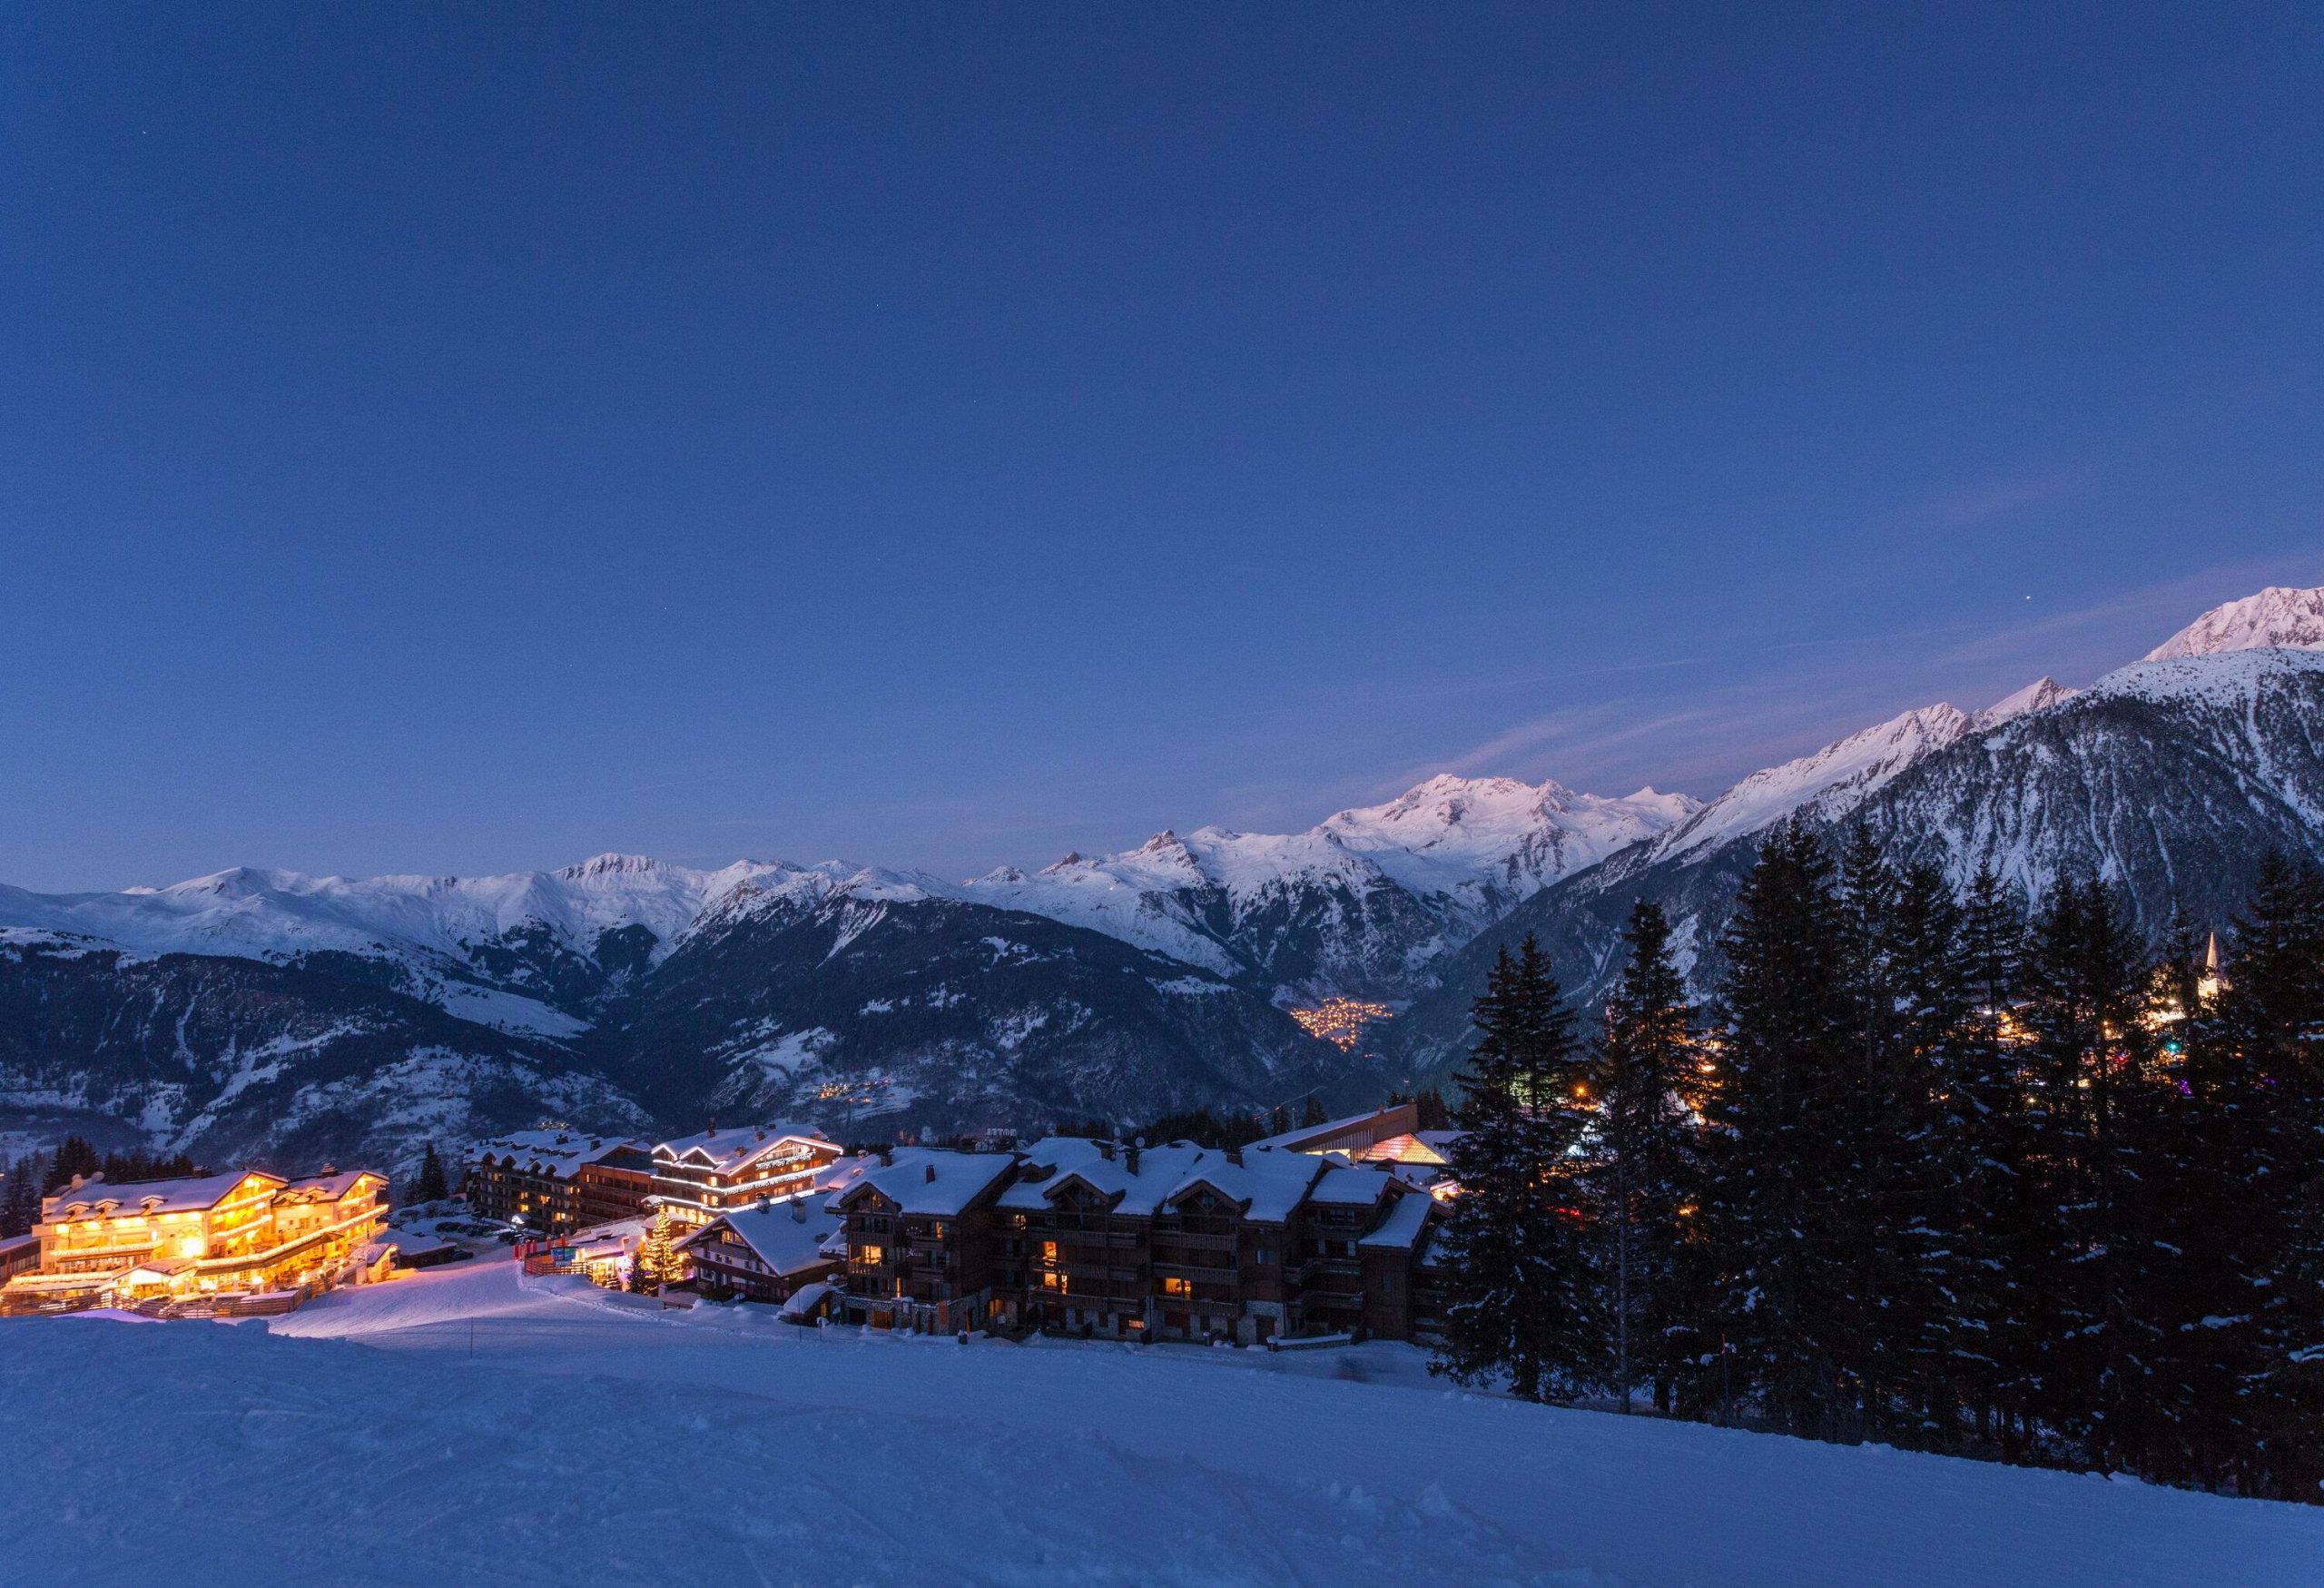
[647,1123,844,1230]
[0,1167,388,1315]
[575,1143,656,1228]
[831,1148,1016,1332]
[673,1194,844,1306]
[989,1138,1443,1346]
[467,1130,643,1235]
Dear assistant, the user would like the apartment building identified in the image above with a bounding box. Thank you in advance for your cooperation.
[830,1148,1016,1332]
[984,1138,1444,1346]
[467,1130,642,1236]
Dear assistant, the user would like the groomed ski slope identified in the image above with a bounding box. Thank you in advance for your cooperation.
[2,1258,2317,1588]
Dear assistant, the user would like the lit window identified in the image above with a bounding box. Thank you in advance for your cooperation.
[1162,1276,1191,1297]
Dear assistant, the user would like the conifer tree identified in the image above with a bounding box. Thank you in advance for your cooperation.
[1829,827,1917,1439]
[2016,879,2168,1475]
[1593,900,1709,1415]
[411,1142,450,1205]
[1953,862,2035,1456]
[41,1136,99,1193]
[2208,854,2324,1497]
[1433,936,1600,1401]
[1883,858,1981,1448]
[1703,820,1853,1437]
[0,1156,39,1238]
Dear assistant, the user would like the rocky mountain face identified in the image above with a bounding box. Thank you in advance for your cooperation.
[6,585,2321,1170]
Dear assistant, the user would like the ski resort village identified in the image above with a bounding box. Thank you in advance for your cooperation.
[10,7,2324,1583]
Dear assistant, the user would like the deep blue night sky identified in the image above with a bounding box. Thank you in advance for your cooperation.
[5,5,2319,890]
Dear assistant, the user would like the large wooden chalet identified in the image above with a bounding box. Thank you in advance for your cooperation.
[0,1167,388,1315]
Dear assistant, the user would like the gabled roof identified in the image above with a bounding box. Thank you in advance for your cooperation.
[832,1149,1014,1217]
[470,1129,639,1178]
[1160,1147,1324,1224]
[1000,1138,1216,1218]
[1306,1162,1398,1208]
[652,1122,832,1174]
[279,1169,383,1202]
[1357,1189,1434,1251]
[679,1195,843,1277]
[42,1169,281,1221]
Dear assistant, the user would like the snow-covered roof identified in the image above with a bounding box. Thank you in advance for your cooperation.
[778,1279,838,1319]
[1305,1163,1398,1208]
[470,1129,639,1178]
[42,1169,280,1220]
[1165,1147,1324,1225]
[279,1169,382,1202]
[1358,1190,1435,1251]
[1250,1103,1416,1155]
[680,1195,842,1277]
[1000,1139,1216,1218]
[834,1149,1015,1217]
[653,1122,832,1173]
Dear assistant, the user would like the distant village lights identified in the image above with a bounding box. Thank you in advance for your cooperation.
[1287,997,1393,1050]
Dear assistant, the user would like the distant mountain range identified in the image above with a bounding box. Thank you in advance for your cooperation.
[5,584,2321,1176]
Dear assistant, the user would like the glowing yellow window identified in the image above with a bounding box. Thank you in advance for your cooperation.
[1162,1276,1192,1298]
[857,1244,885,1266]
[1040,1241,1058,1264]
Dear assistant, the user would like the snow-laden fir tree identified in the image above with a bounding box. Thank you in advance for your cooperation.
[1592,899,1709,1415]
[409,1141,450,1206]
[1703,819,1854,1437]
[2015,878,2171,1476]
[1433,935,1601,1402]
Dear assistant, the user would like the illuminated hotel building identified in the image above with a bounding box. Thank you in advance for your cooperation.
[647,1123,843,1229]
[0,1167,388,1315]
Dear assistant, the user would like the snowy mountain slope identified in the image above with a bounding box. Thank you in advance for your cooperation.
[2144,583,2324,660]
[1387,644,2324,1085]
[1646,701,1981,863]
[0,934,647,1177]
[962,775,1699,1001]
[602,889,1357,1137]
[0,853,950,1037]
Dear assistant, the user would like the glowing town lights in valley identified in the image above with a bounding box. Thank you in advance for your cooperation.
[1287,998,1394,1050]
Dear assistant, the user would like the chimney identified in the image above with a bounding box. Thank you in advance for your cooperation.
[1126,1139,1142,1175]
[792,1198,807,1223]
[924,1161,937,1184]
[705,1117,717,1136]
[1097,1141,1116,1162]
[1226,1145,1244,1167]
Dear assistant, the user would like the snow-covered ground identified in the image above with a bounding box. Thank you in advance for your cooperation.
[3,1258,2315,1587]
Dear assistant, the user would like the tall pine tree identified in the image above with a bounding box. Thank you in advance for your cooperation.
[1433,936,1601,1402]
[1704,820,1854,1437]
[1593,899,1710,1415]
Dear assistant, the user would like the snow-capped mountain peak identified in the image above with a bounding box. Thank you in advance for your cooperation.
[1651,702,1977,864]
[2144,585,2324,661]
[1974,676,2077,728]
[953,771,1699,1000]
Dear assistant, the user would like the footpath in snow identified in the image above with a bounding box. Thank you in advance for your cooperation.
[2,1256,2317,1588]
